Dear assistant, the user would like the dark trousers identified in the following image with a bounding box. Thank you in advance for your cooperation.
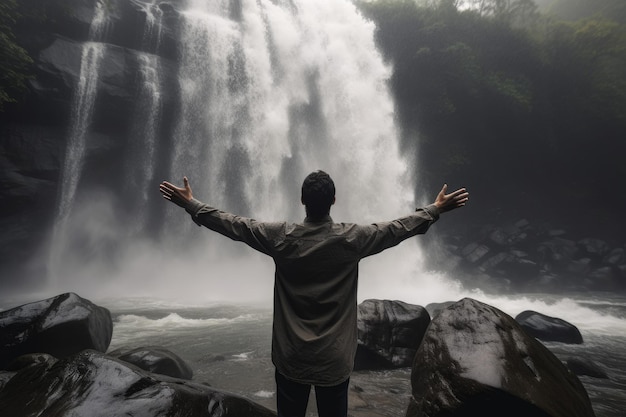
[275,370,349,417]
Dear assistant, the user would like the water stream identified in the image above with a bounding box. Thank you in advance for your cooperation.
[47,0,437,303]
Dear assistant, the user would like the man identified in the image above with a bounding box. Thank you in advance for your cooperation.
[159,171,468,417]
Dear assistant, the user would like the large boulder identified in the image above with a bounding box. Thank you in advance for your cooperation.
[355,299,430,370]
[407,298,595,417]
[424,301,455,319]
[109,346,193,379]
[515,310,583,344]
[0,293,113,369]
[0,349,276,417]
[565,357,609,379]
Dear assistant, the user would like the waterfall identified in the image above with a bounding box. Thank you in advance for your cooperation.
[55,4,108,222]
[155,0,434,302]
[170,0,412,223]
[126,0,164,230]
[47,0,460,303]
[48,2,109,284]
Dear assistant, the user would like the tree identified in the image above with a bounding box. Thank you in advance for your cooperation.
[546,0,626,24]
[358,0,626,220]
[0,0,33,111]
[454,0,539,26]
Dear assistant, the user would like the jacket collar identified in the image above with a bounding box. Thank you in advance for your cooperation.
[303,215,333,224]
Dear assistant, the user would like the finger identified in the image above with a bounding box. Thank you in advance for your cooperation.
[160,181,178,191]
[159,186,175,200]
[183,176,189,187]
[449,188,467,197]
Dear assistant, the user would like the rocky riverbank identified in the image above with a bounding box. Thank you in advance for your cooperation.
[0,293,601,416]
[427,212,626,294]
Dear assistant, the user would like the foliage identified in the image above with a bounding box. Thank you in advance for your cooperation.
[459,0,539,26]
[0,0,34,111]
[543,0,626,24]
[358,0,626,216]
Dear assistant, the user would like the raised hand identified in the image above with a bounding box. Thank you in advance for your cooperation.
[159,176,193,208]
[433,184,469,213]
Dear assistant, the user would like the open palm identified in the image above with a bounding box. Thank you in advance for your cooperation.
[159,176,193,208]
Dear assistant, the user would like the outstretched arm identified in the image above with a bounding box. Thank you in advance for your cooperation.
[158,176,280,255]
[433,184,469,213]
[159,176,193,208]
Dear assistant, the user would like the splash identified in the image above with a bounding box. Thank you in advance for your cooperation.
[45,0,446,304]
[170,0,411,221]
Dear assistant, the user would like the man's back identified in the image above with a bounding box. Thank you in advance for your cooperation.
[180,205,440,385]
[159,172,468,417]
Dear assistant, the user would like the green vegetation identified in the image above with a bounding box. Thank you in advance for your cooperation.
[540,0,626,23]
[0,0,33,111]
[358,0,626,219]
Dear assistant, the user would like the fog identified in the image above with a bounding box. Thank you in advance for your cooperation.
[6,0,470,307]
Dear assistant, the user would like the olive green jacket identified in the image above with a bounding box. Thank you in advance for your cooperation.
[185,198,440,386]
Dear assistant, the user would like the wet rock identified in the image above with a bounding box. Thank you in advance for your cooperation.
[431,214,626,293]
[603,247,625,265]
[577,238,609,258]
[355,299,430,370]
[0,0,183,283]
[566,357,609,379]
[424,301,455,318]
[0,371,15,392]
[462,243,490,263]
[515,310,583,344]
[0,350,276,417]
[0,293,113,369]
[109,346,193,379]
[5,352,58,372]
[538,237,578,264]
[407,298,595,417]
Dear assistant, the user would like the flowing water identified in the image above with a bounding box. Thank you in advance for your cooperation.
[32,1,626,415]
[48,2,109,285]
[64,293,626,416]
[126,0,164,230]
[2,292,623,416]
[45,0,429,302]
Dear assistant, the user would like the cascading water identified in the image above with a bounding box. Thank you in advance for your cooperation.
[158,0,443,302]
[171,0,412,223]
[48,0,461,303]
[125,0,164,230]
[48,2,109,287]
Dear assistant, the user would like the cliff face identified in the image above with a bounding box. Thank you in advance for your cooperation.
[2,0,623,295]
[0,0,183,288]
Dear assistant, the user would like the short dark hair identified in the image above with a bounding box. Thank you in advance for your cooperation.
[301,170,335,218]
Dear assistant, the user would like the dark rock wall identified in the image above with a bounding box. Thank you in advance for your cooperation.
[0,0,183,288]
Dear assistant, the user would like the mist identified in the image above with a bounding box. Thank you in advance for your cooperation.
[3,0,468,308]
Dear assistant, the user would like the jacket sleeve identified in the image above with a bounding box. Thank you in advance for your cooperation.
[357,204,440,258]
[184,198,283,256]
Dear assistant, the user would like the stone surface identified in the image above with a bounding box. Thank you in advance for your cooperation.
[406,298,595,417]
[0,293,113,369]
[355,299,430,370]
[109,346,193,379]
[515,310,583,344]
[566,357,609,379]
[0,0,182,287]
[433,216,626,293]
[0,349,276,417]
